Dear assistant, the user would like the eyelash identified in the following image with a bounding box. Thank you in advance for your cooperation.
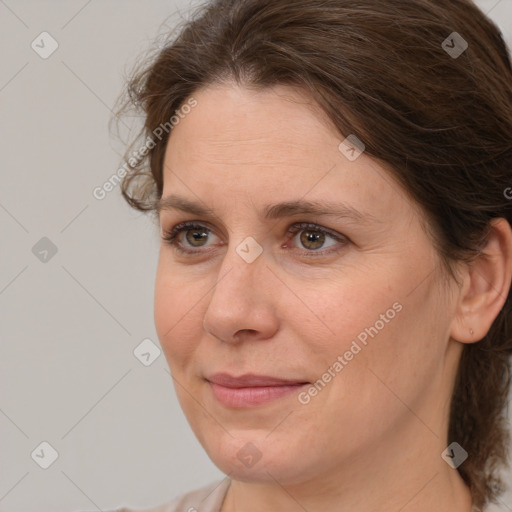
[160,221,348,257]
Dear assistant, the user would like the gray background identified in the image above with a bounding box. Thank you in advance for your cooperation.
[1,1,511,511]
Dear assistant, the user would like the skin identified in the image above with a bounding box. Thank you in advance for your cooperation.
[154,82,512,512]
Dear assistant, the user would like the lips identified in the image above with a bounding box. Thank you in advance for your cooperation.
[205,373,309,408]
[206,373,308,388]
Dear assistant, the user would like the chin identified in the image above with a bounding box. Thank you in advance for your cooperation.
[202,432,314,486]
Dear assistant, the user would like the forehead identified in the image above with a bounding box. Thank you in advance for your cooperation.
[167,82,339,155]
[161,83,420,226]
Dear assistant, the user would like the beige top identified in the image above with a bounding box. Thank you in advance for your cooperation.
[106,478,485,512]
[109,479,231,512]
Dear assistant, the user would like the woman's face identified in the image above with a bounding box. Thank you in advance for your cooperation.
[154,83,463,486]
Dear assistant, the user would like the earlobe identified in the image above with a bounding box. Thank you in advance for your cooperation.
[449,217,512,345]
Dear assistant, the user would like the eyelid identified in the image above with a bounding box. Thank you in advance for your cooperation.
[285,222,347,242]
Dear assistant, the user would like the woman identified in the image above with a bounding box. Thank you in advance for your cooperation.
[112,0,512,510]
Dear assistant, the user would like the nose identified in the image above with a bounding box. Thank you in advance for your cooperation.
[202,243,280,344]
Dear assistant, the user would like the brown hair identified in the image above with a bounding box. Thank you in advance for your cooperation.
[113,0,512,509]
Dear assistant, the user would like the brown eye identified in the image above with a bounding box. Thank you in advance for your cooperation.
[299,229,326,250]
[185,227,210,247]
[161,222,219,254]
[285,222,348,256]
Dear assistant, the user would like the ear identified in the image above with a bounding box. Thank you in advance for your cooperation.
[450,218,512,344]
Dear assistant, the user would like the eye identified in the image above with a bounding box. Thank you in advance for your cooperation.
[284,222,348,255]
[161,222,220,254]
[161,221,348,257]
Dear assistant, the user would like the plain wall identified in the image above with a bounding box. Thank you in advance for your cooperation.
[1,1,511,510]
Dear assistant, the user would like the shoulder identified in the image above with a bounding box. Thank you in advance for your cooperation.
[107,478,231,512]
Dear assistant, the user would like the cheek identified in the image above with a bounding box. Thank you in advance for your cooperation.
[154,262,204,370]
[299,266,441,399]
[314,282,446,431]
[296,274,400,354]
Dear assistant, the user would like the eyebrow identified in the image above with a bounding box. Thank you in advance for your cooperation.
[156,194,377,225]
